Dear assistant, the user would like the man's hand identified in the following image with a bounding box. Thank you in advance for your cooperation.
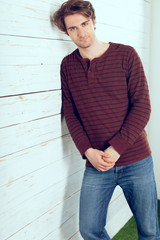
[85,148,115,172]
[103,146,120,165]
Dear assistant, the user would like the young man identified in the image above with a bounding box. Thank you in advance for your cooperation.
[53,1,160,239]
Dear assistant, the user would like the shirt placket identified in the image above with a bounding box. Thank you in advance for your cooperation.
[87,61,96,83]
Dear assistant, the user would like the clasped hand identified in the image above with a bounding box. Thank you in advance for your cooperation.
[85,146,120,172]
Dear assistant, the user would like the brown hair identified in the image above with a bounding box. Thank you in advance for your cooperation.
[52,0,96,34]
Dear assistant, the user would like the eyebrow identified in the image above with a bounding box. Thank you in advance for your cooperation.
[67,20,91,31]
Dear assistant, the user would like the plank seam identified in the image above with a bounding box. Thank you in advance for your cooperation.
[0,89,61,99]
[0,33,71,42]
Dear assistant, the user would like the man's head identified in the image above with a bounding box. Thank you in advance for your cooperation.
[52,0,96,34]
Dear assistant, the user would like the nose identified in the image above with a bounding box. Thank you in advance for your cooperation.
[77,28,86,38]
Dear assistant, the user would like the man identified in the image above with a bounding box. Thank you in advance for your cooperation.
[53,1,160,239]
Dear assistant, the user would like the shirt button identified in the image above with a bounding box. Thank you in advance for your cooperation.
[88,70,91,73]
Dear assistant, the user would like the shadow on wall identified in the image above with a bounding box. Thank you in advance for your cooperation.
[60,113,81,239]
[60,96,85,239]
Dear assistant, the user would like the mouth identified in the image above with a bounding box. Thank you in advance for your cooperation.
[79,37,88,42]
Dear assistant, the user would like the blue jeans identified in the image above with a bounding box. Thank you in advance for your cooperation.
[79,156,160,240]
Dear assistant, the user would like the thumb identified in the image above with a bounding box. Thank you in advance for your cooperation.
[98,150,105,156]
[103,152,111,157]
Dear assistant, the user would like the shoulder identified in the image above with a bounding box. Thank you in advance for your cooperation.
[111,42,141,65]
[61,49,78,68]
[111,42,137,58]
[111,42,134,52]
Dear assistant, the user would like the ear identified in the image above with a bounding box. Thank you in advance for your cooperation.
[92,18,96,30]
[93,18,96,26]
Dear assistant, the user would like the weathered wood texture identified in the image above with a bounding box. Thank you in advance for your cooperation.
[0,0,151,239]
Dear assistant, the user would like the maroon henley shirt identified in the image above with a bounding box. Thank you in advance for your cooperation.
[61,42,151,167]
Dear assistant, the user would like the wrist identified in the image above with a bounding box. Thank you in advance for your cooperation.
[85,148,94,158]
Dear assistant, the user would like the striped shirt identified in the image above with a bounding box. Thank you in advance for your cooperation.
[61,42,151,167]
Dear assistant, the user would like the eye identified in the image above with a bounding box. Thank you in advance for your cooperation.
[82,22,88,27]
[69,27,76,32]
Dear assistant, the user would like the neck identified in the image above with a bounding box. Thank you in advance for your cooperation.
[78,39,110,61]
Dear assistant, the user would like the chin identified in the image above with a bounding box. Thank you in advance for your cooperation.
[77,41,92,49]
[79,44,91,49]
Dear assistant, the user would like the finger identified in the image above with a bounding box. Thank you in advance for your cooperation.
[98,166,114,172]
[98,162,115,171]
[99,161,112,168]
[104,163,115,169]
[103,152,111,157]
[102,157,114,163]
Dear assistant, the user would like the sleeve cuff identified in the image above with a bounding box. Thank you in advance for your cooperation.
[77,138,92,159]
[108,132,131,155]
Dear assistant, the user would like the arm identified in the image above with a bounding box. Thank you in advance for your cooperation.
[108,48,151,155]
[61,60,92,158]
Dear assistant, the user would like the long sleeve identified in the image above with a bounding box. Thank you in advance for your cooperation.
[109,48,151,155]
[61,60,92,157]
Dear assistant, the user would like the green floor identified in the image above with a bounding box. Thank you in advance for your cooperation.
[113,200,160,240]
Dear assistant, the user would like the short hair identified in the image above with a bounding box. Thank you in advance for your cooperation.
[52,0,96,33]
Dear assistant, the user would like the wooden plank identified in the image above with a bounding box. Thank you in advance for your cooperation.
[96,23,150,49]
[0,35,72,65]
[0,35,75,96]
[0,0,69,40]
[95,0,151,17]
[0,90,61,128]
[0,115,69,157]
[94,1,150,33]
[0,64,61,96]
[0,151,83,213]
[0,160,84,214]
[0,135,77,187]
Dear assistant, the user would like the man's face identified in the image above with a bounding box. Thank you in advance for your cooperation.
[64,13,96,49]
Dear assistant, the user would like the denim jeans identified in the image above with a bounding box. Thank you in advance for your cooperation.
[79,156,160,240]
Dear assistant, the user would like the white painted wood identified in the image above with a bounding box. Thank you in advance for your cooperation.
[0,115,68,157]
[0,0,69,40]
[0,90,61,128]
[0,135,75,187]
[93,0,151,33]
[0,35,72,65]
[1,189,81,240]
[0,150,82,212]
[0,135,84,235]
[0,64,61,96]
[0,35,75,96]
[96,23,150,49]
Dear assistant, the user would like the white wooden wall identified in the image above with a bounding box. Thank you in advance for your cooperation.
[0,0,152,239]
